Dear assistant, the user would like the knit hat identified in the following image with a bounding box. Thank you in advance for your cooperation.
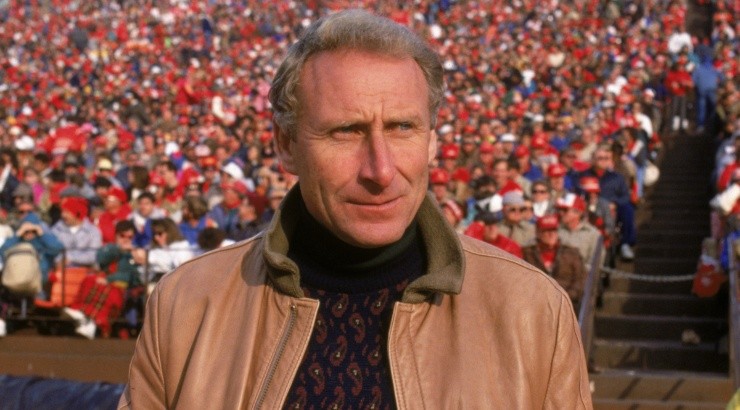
[61,196,89,219]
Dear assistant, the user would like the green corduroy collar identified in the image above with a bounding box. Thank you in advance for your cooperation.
[261,184,465,303]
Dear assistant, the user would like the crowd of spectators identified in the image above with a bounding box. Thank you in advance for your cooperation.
[0,0,738,338]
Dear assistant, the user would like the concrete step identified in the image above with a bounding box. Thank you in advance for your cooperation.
[590,370,734,403]
[591,339,728,374]
[0,336,135,383]
[638,230,707,245]
[606,275,694,294]
[593,398,726,409]
[641,219,710,232]
[594,314,727,342]
[600,293,727,317]
[635,257,701,275]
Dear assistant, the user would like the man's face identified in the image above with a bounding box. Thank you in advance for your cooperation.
[276,50,436,248]
[60,209,80,227]
[137,198,154,217]
[503,204,522,223]
[492,162,508,187]
[537,228,559,247]
[557,207,581,225]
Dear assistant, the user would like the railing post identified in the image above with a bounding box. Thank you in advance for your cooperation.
[578,236,604,362]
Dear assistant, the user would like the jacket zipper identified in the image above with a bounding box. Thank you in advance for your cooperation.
[253,303,297,410]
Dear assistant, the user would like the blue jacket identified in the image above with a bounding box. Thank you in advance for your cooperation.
[578,168,631,206]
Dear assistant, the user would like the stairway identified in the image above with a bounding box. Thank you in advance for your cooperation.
[589,135,734,408]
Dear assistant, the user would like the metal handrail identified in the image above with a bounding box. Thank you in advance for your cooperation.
[577,236,604,361]
[730,240,740,389]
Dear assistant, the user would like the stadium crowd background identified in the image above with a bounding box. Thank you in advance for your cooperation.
[0,0,738,340]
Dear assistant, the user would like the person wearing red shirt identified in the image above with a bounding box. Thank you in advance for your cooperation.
[664,61,694,132]
[97,186,133,244]
[464,211,523,258]
[522,214,586,309]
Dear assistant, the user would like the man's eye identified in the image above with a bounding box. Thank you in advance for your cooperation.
[398,122,413,131]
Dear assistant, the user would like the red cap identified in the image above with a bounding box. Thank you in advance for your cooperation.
[441,199,463,223]
[479,141,495,154]
[149,172,166,187]
[180,168,203,186]
[439,143,460,160]
[221,180,249,197]
[429,168,450,185]
[531,137,548,150]
[513,145,530,158]
[106,186,128,203]
[579,176,601,193]
[556,193,586,212]
[547,163,567,178]
[536,214,560,230]
[60,196,89,219]
[451,167,471,183]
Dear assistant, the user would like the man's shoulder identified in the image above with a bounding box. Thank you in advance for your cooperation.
[458,235,570,302]
[155,234,266,300]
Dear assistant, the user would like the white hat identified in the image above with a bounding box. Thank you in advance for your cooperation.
[14,135,35,151]
[500,133,517,143]
[221,162,244,180]
[438,124,454,135]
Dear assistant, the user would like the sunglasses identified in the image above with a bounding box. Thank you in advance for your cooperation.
[532,189,548,194]
[507,207,529,213]
[118,233,134,239]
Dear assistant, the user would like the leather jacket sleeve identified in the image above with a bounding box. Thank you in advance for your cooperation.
[118,285,166,409]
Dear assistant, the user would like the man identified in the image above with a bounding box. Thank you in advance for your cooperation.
[51,196,102,267]
[497,191,536,247]
[522,214,587,310]
[556,193,604,269]
[464,211,522,258]
[580,143,636,260]
[121,10,591,408]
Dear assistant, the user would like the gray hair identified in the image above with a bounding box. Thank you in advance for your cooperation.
[269,9,444,138]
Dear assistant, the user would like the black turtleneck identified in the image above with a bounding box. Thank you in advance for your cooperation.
[283,198,426,410]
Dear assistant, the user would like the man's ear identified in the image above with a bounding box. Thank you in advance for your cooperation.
[427,130,438,165]
[274,122,297,174]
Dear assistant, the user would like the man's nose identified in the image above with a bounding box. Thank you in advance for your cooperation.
[359,130,396,188]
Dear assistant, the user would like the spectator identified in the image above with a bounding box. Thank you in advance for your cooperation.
[664,61,693,132]
[440,198,465,232]
[580,176,617,253]
[522,214,587,309]
[0,153,20,211]
[259,187,287,228]
[196,227,234,254]
[531,180,555,218]
[0,221,64,297]
[227,197,261,242]
[97,187,132,244]
[580,144,637,260]
[465,211,523,258]
[132,218,193,284]
[178,196,216,247]
[63,220,142,339]
[556,193,604,269]
[546,163,571,199]
[692,54,724,131]
[209,180,248,234]
[497,191,536,247]
[51,196,102,267]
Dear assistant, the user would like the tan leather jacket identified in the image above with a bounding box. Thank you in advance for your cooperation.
[119,189,592,409]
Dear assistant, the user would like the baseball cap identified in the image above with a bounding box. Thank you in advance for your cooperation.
[547,163,567,178]
[536,214,560,230]
[555,193,586,212]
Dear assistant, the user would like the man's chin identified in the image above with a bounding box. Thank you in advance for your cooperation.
[338,223,408,249]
